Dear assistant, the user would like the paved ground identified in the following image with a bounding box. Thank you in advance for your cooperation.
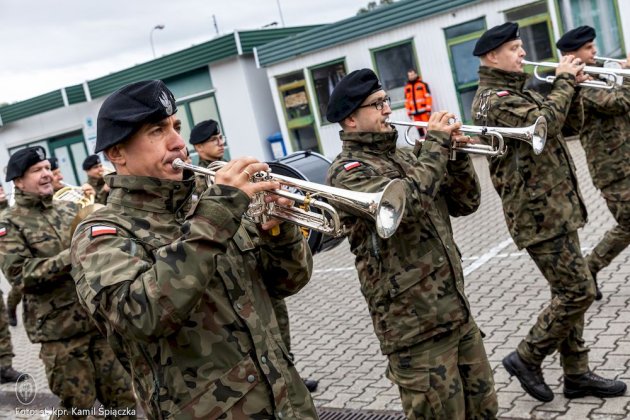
[1,139,629,419]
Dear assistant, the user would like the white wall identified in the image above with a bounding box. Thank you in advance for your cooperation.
[0,99,103,178]
[211,56,279,161]
[618,0,630,51]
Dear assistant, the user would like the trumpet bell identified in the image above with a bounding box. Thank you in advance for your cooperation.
[375,179,406,238]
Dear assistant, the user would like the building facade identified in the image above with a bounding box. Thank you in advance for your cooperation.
[256,0,629,160]
[0,26,317,187]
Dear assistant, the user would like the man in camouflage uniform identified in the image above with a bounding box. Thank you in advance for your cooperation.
[471,22,626,402]
[83,154,110,205]
[189,119,225,200]
[0,185,26,383]
[326,69,497,419]
[70,80,318,419]
[556,26,630,301]
[0,147,136,419]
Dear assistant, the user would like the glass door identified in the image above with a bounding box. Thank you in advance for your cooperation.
[48,131,87,185]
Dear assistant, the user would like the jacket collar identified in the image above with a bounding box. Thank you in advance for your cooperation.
[478,65,530,92]
[105,173,194,214]
[14,188,53,209]
[340,130,399,154]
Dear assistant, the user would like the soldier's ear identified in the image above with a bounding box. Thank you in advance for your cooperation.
[104,146,125,168]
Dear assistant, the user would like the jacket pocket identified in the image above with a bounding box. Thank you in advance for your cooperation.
[178,354,261,419]
[388,249,445,299]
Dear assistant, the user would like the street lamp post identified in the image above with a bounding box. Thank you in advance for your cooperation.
[150,24,165,58]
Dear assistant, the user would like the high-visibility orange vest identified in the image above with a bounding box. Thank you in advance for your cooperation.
[404,78,432,122]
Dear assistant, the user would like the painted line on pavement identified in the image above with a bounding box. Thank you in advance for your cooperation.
[463,238,514,277]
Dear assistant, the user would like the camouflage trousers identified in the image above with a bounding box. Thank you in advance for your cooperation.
[0,293,14,367]
[40,333,137,420]
[586,191,630,275]
[386,320,497,420]
[6,285,22,317]
[519,231,596,374]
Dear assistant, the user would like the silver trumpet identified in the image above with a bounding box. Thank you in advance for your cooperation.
[387,116,547,157]
[595,56,627,69]
[523,59,630,89]
[172,158,406,239]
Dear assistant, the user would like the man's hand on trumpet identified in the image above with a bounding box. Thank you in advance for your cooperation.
[427,111,474,146]
[215,157,280,199]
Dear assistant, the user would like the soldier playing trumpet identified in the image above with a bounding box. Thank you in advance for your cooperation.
[471,21,626,402]
[556,26,630,301]
[70,80,318,419]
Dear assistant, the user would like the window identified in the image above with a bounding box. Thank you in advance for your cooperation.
[310,60,346,124]
[557,0,625,57]
[372,40,417,106]
[176,93,228,160]
[444,18,486,123]
[505,2,555,62]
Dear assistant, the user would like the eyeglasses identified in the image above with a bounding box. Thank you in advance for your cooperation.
[358,96,391,111]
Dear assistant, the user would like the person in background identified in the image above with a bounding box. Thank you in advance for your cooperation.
[188,119,225,200]
[82,154,109,205]
[0,147,136,419]
[404,68,432,124]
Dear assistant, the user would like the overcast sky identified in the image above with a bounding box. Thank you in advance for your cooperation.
[0,0,372,104]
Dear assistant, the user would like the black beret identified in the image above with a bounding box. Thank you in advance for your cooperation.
[82,154,101,171]
[189,119,220,145]
[6,146,47,182]
[556,26,596,52]
[48,156,59,171]
[326,69,382,123]
[473,22,520,56]
[95,80,177,153]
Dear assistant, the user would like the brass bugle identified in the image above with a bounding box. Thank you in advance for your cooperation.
[173,158,406,239]
[523,59,630,89]
[53,182,95,208]
[386,116,547,157]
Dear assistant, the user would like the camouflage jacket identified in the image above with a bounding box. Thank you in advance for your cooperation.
[71,174,317,420]
[87,175,109,205]
[0,200,7,210]
[192,158,217,201]
[0,189,95,342]
[578,75,630,195]
[327,130,479,355]
[471,66,587,249]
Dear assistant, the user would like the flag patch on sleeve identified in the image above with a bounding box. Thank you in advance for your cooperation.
[91,226,117,238]
[343,162,361,171]
[496,90,510,97]
[0,227,6,237]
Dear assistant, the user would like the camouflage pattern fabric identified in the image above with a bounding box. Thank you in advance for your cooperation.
[0,293,14,367]
[5,286,22,320]
[192,158,218,201]
[71,174,317,420]
[471,66,587,249]
[41,333,136,420]
[587,178,630,274]
[0,189,95,342]
[518,231,595,373]
[87,175,109,205]
[327,130,497,417]
[271,297,292,353]
[577,77,630,274]
[387,320,496,420]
